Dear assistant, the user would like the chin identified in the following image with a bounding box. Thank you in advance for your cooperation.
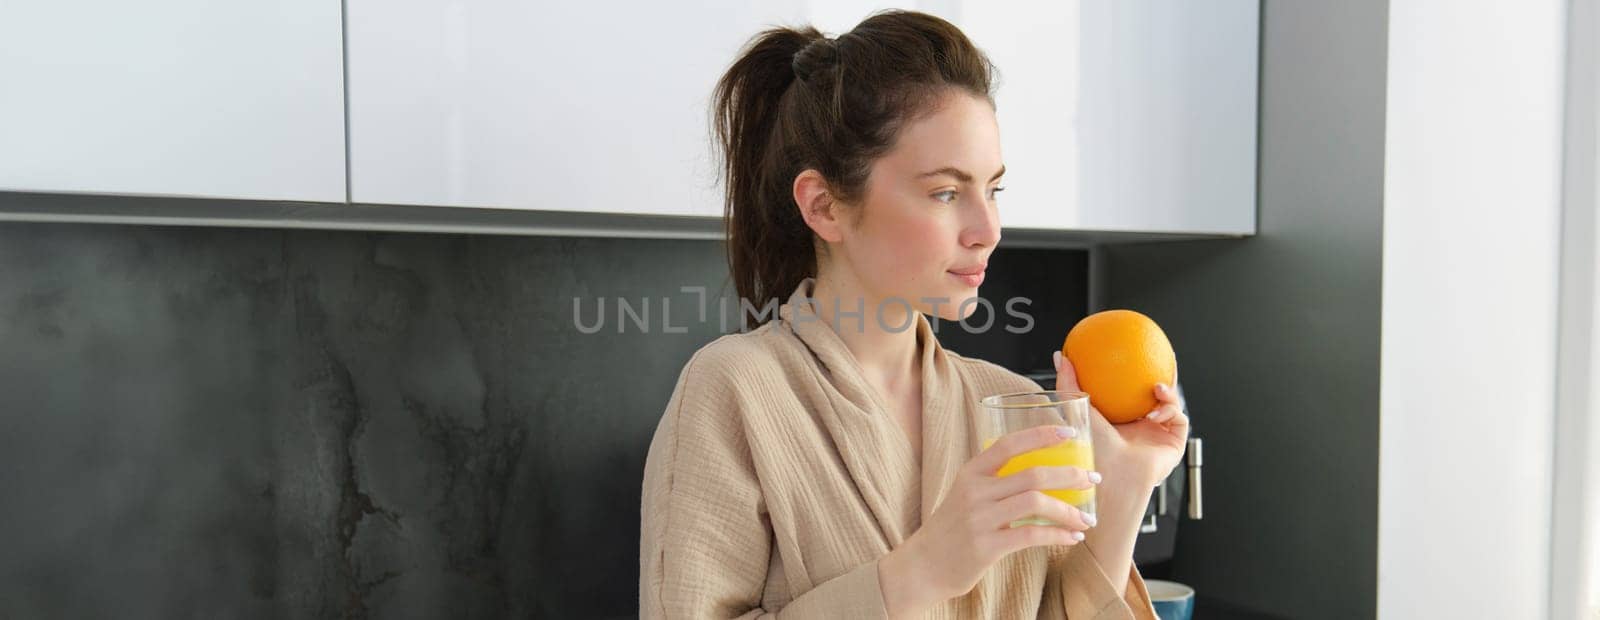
[924,286,981,322]
[953,293,982,322]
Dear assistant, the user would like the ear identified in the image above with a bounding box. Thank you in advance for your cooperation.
[793,169,846,243]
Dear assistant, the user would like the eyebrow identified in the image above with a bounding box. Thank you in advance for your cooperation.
[916,165,1006,183]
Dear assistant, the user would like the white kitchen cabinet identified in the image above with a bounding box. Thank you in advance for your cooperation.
[347,1,817,217]
[349,0,1258,234]
[964,0,1259,234]
[0,0,346,203]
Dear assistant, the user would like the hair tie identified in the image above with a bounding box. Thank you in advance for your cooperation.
[791,37,839,84]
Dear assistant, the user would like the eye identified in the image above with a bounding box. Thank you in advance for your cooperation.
[933,190,957,204]
[988,185,1006,200]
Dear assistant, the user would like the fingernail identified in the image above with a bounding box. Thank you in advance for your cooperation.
[1055,425,1076,439]
[1084,513,1098,527]
[1145,410,1160,420]
[1072,531,1086,541]
[1088,471,1103,484]
[1052,351,1063,372]
[1156,383,1168,394]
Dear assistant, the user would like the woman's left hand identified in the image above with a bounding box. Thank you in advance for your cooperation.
[1052,351,1190,489]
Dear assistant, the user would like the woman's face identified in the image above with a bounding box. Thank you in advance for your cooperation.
[831,90,1004,323]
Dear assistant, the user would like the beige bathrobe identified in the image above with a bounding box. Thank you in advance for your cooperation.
[640,277,1157,619]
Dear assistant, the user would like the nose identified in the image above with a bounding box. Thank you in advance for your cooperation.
[959,194,1002,249]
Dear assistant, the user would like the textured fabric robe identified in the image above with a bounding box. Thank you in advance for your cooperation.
[641,277,1156,618]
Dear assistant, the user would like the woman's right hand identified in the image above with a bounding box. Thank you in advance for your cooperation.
[877,424,1100,618]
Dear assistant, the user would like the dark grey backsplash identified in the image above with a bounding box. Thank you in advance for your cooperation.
[0,221,1086,618]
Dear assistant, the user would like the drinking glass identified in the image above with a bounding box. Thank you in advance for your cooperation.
[977,390,1096,527]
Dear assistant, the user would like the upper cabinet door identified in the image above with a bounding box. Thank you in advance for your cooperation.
[348,0,1257,234]
[0,0,346,203]
[962,0,1259,234]
[347,1,817,217]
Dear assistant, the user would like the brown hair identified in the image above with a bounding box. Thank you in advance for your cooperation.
[710,10,997,328]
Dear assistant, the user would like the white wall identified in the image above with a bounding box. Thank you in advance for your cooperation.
[1380,1,1567,618]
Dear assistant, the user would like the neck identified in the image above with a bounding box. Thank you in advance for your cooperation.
[807,269,923,393]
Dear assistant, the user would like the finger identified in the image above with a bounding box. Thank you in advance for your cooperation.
[989,523,1082,555]
[1153,382,1183,406]
[981,465,1098,502]
[1143,402,1183,424]
[1052,350,1082,393]
[969,424,1075,476]
[1136,410,1191,441]
[987,490,1095,532]
[1166,409,1191,433]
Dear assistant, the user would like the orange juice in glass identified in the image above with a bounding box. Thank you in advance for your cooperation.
[978,390,1096,527]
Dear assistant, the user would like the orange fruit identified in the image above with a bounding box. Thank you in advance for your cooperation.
[1062,310,1177,424]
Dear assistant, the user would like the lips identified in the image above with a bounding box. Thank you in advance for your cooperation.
[948,265,986,287]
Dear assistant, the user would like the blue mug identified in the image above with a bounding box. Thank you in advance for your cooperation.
[1145,580,1195,620]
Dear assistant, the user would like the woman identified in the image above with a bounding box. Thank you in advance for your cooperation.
[640,10,1189,619]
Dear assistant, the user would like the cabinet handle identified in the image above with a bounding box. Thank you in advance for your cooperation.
[1187,438,1204,520]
